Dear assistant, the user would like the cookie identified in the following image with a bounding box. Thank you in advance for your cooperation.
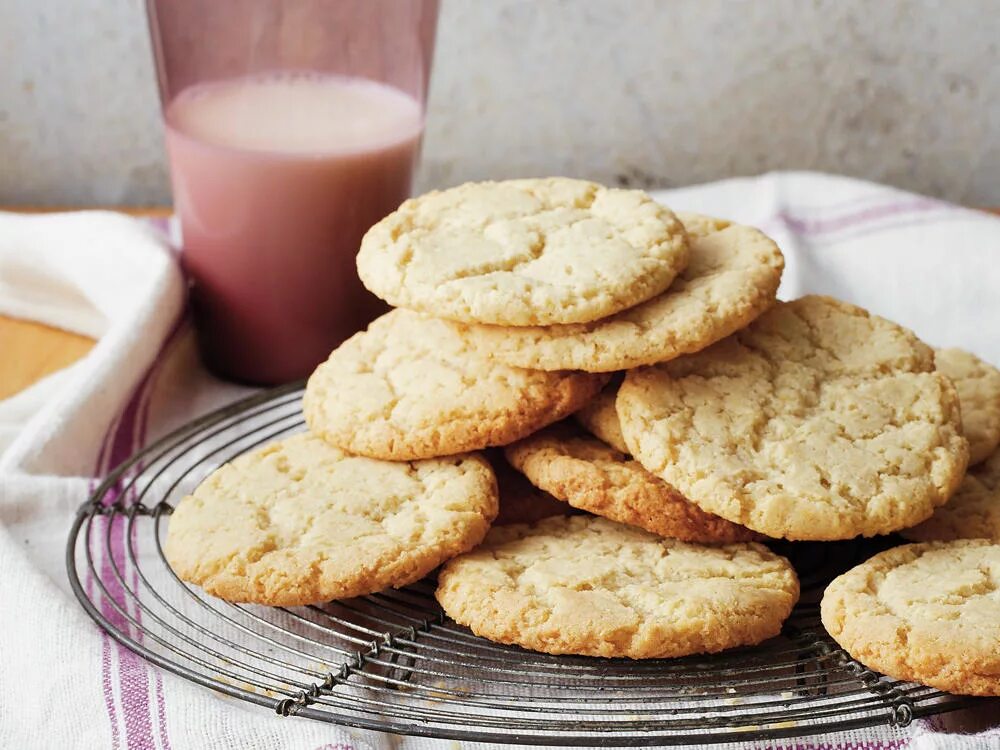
[505,422,760,543]
[935,348,1000,465]
[574,377,628,452]
[449,213,783,371]
[165,433,498,606]
[303,309,606,460]
[356,178,689,326]
[436,515,799,659]
[821,540,1000,696]
[489,451,579,526]
[618,295,969,541]
[902,446,1000,542]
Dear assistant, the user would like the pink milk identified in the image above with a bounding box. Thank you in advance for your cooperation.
[165,72,423,384]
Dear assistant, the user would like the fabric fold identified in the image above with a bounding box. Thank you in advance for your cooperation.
[0,211,185,477]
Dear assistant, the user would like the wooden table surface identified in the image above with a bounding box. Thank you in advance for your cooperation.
[3,205,998,401]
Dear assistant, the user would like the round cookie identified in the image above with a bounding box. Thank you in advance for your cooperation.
[303,309,607,460]
[436,515,799,659]
[574,377,628,452]
[356,178,689,326]
[821,540,1000,696]
[505,422,760,543]
[165,433,498,606]
[902,447,1000,542]
[618,295,969,541]
[489,451,578,526]
[449,213,783,372]
[935,348,1000,466]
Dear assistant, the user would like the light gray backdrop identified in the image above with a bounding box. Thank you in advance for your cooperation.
[1,0,997,206]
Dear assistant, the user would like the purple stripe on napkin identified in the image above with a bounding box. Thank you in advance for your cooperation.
[759,738,910,749]
[92,310,185,750]
[758,197,974,243]
[135,331,175,750]
[776,198,946,234]
[98,384,156,750]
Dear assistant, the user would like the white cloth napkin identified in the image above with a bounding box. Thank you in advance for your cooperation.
[1,172,999,750]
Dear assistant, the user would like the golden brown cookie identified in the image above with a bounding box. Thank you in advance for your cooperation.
[935,348,1000,465]
[437,515,799,659]
[618,295,969,541]
[356,178,689,326]
[902,446,1000,542]
[165,433,498,606]
[574,376,628,452]
[488,450,577,526]
[304,309,606,460]
[505,422,760,543]
[821,540,1000,696]
[448,213,783,371]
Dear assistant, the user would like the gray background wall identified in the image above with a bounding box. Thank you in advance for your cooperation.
[1,0,997,206]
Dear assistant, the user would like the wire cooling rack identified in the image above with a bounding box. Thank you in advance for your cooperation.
[67,382,976,746]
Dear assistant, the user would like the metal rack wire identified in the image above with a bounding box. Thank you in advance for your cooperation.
[66,383,976,746]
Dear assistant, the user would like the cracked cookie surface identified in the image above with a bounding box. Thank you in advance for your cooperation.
[304,309,606,460]
[356,178,689,326]
[821,540,1000,696]
[436,515,798,658]
[446,213,782,371]
[618,295,969,540]
[505,423,760,543]
[903,446,1000,542]
[165,433,498,606]
[935,347,1000,466]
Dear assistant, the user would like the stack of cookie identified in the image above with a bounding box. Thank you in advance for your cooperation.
[822,347,1000,697]
[166,178,1000,694]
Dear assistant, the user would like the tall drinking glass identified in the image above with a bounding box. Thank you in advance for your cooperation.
[146,0,439,384]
